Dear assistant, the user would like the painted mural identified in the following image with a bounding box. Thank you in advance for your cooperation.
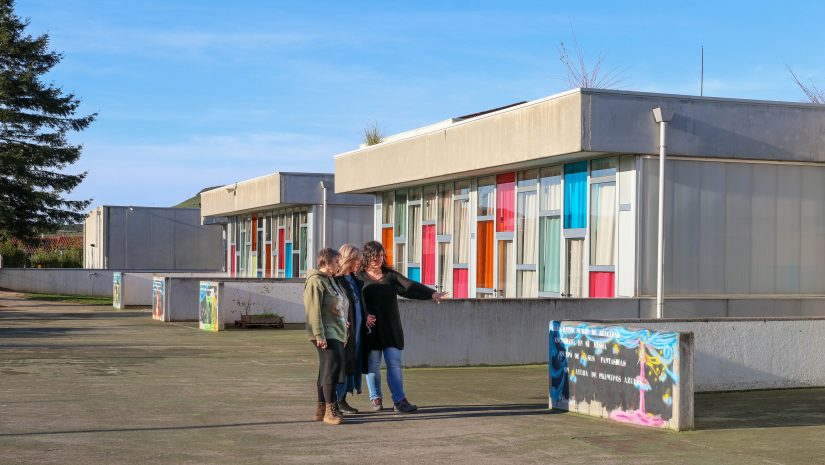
[152,277,165,321]
[198,281,220,332]
[549,321,681,429]
[112,272,122,309]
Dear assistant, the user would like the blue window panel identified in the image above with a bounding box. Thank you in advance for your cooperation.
[564,161,588,229]
[285,243,293,278]
[407,266,421,283]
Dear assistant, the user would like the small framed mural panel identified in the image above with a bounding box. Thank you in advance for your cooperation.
[549,320,693,431]
[152,277,165,321]
[112,272,123,309]
[199,281,222,332]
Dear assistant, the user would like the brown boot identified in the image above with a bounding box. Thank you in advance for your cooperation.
[313,402,325,421]
[323,403,343,425]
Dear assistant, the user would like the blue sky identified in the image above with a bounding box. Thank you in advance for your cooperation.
[15,0,825,207]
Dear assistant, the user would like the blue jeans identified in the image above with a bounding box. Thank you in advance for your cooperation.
[366,347,405,404]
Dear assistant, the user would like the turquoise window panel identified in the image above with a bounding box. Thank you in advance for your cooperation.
[564,162,588,229]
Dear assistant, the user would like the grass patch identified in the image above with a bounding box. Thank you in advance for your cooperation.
[23,293,112,305]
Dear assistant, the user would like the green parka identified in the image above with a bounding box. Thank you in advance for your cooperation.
[304,269,348,343]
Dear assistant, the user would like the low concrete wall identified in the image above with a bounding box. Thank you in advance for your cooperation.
[398,299,825,391]
[160,277,305,324]
[0,268,226,298]
[115,271,228,308]
[0,269,115,296]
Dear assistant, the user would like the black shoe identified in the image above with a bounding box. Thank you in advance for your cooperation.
[393,398,418,413]
[338,398,359,414]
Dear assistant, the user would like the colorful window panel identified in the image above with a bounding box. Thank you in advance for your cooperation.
[589,271,615,298]
[496,173,515,232]
[453,268,469,298]
[422,224,436,285]
[564,162,588,229]
[476,220,494,288]
[381,227,394,267]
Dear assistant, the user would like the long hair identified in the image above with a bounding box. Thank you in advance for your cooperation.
[361,240,389,272]
[337,244,362,276]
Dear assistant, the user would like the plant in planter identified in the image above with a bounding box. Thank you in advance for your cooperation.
[232,285,284,328]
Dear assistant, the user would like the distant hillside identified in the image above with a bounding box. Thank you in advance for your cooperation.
[172,186,223,209]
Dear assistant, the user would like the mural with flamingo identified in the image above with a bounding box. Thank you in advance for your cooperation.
[549,321,684,430]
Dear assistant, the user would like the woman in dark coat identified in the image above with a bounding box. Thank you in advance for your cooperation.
[334,244,374,414]
[359,241,447,413]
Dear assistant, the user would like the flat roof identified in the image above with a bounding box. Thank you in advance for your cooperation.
[334,88,825,193]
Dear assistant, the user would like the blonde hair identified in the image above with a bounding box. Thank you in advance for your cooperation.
[337,244,363,276]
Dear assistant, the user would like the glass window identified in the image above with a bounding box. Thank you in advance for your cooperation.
[591,157,617,178]
[518,169,538,188]
[517,270,536,298]
[540,166,562,212]
[300,226,308,272]
[409,187,422,202]
[477,176,495,217]
[516,189,538,265]
[539,217,561,293]
[496,173,515,232]
[590,182,616,266]
[437,242,451,293]
[437,183,452,235]
[453,197,470,264]
[423,185,437,221]
[381,227,394,267]
[498,240,513,297]
[395,243,406,274]
[476,220,494,288]
[454,180,470,196]
[409,202,422,263]
[564,162,588,229]
[566,238,585,297]
[394,190,407,238]
[382,192,394,224]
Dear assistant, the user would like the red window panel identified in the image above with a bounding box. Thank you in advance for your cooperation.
[382,227,394,268]
[265,244,272,278]
[453,268,469,298]
[422,225,436,285]
[230,244,236,277]
[496,173,515,232]
[278,229,285,269]
[589,271,615,298]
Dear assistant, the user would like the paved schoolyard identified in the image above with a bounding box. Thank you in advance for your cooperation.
[1,291,824,465]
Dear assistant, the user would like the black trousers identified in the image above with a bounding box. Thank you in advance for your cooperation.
[315,339,345,402]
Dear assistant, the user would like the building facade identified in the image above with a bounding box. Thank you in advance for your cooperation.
[83,206,224,270]
[200,172,373,278]
[335,89,825,300]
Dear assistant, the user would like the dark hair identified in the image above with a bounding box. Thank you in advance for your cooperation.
[361,240,389,271]
[316,248,341,269]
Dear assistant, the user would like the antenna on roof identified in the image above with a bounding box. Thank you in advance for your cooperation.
[700,45,704,96]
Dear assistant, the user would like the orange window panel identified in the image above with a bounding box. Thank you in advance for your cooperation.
[476,220,494,288]
[382,227,394,268]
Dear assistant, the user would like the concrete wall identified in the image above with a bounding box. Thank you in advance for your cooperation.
[312,204,374,254]
[398,298,825,392]
[120,273,153,307]
[219,281,305,324]
[84,206,224,271]
[0,269,114,296]
[158,277,305,323]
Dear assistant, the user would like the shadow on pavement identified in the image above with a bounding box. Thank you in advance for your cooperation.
[695,388,825,430]
[344,403,553,424]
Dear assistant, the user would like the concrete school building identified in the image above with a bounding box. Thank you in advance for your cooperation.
[200,172,373,278]
[334,88,825,302]
[84,206,223,270]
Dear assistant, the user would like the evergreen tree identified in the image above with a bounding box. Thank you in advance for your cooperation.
[0,0,95,241]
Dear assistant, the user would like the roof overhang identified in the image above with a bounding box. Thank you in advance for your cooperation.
[334,88,825,194]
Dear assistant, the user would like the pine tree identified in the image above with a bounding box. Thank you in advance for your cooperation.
[0,0,95,241]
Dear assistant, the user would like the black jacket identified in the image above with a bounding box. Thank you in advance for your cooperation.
[357,267,435,352]
[336,273,369,374]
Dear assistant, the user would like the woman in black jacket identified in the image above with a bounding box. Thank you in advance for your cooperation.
[359,241,447,413]
[334,244,374,414]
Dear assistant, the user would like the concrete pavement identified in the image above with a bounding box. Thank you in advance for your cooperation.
[1,291,824,464]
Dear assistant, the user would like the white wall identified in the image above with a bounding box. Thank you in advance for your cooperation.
[0,269,114,296]
[220,281,305,324]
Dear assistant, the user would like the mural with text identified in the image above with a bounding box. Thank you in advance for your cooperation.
[549,321,680,429]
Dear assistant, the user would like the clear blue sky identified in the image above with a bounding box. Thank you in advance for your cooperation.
[16,0,825,207]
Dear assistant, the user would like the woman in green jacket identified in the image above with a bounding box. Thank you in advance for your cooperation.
[304,248,350,425]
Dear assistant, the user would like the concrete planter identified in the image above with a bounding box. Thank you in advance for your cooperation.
[237,314,284,328]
